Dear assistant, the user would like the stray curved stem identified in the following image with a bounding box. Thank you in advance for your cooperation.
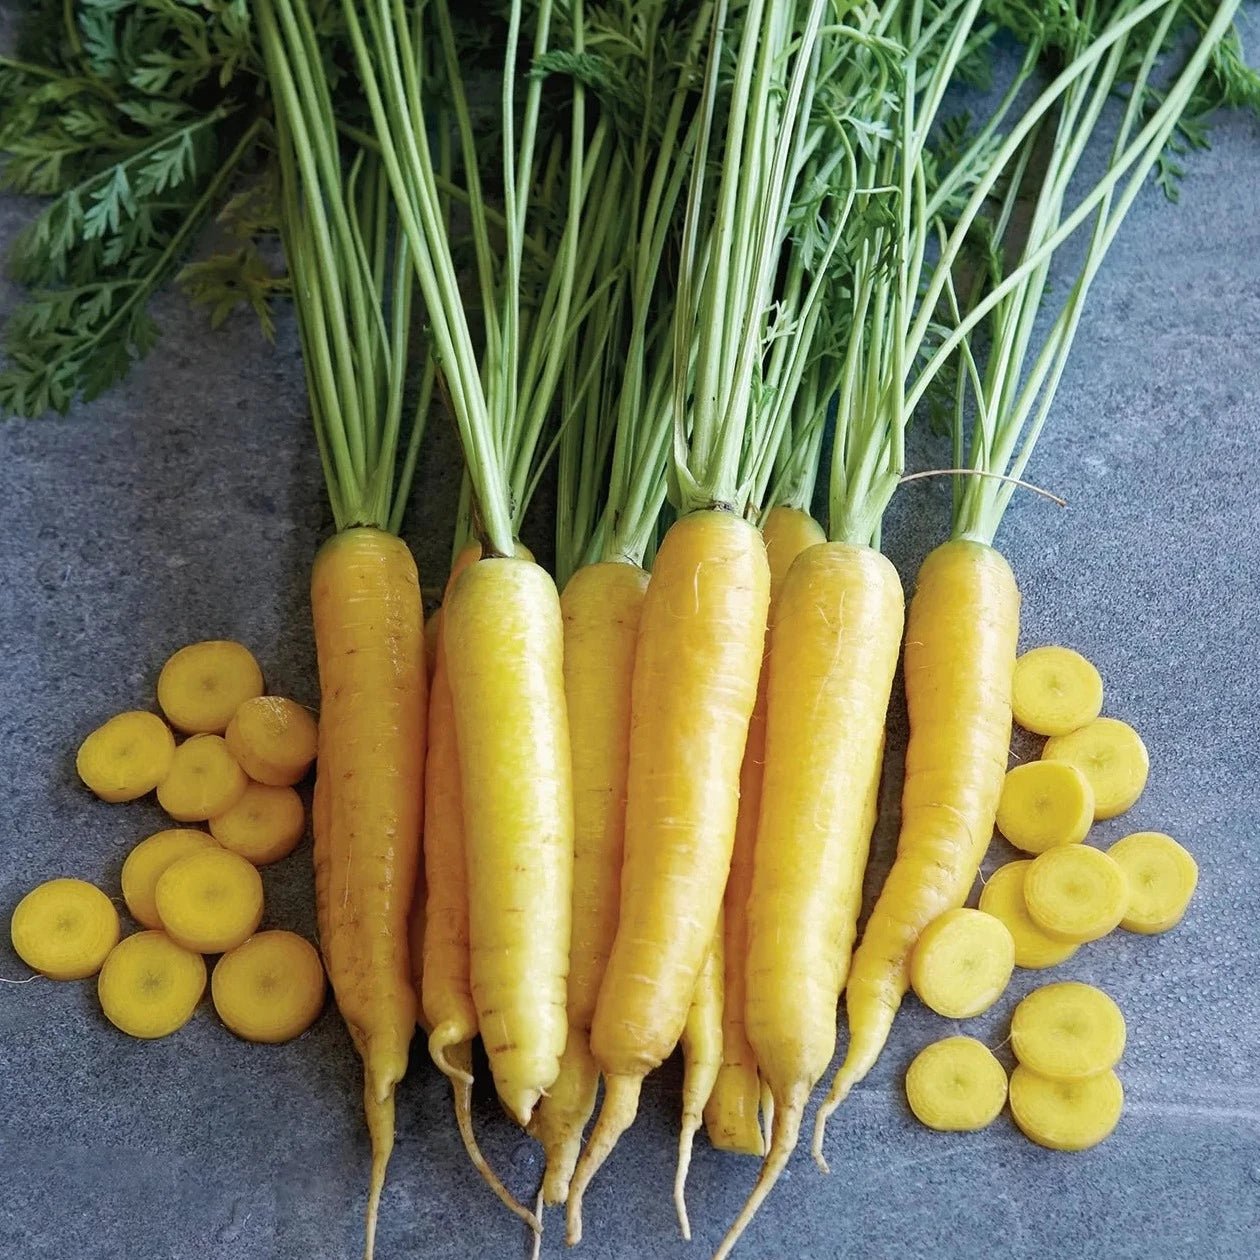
[899,467,1066,507]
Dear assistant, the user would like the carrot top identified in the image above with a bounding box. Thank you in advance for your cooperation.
[343,0,612,559]
[257,0,429,536]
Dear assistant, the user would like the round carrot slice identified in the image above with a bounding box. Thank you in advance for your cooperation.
[1011,981,1126,1080]
[995,761,1094,854]
[157,640,264,735]
[910,908,1014,1018]
[212,931,326,1042]
[121,828,220,929]
[1011,646,1103,737]
[156,734,248,822]
[98,931,206,1038]
[1107,831,1198,935]
[210,783,305,866]
[1042,717,1148,820]
[76,711,175,802]
[224,696,318,787]
[978,862,1078,970]
[1024,845,1129,943]
[905,1037,1007,1132]
[1009,1065,1123,1151]
[154,848,264,954]
[10,878,120,980]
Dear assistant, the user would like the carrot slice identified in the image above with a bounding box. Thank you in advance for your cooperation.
[212,930,326,1042]
[98,931,206,1038]
[157,734,248,822]
[1010,1065,1123,1151]
[1011,646,1103,737]
[157,640,264,735]
[154,848,264,953]
[122,828,220,929]
[978,861,1078,970]
[210,783,305,866]
[1042,717,1148,820]
[10,878,120,979]
[76,711,175,802]
[909,908,1014,1019]
[1011,981,1126,1080]
[1023,845,1129,943]
[995,761,1094,855]
[905,1036,1007,1132]
[224,696,318,787]
[1108,831,1198,935]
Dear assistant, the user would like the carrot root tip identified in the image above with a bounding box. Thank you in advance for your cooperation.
[452,1076,540,1230]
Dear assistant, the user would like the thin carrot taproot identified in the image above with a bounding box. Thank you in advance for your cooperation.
[675,921,723,1240]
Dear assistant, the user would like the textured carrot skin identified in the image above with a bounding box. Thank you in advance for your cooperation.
[813,539,1019,1162]
[567,509,770,1243]
[705,506,823,1156]
[532,559,648,1205]
[420,543,482,1080]
[310,527,426,1259]
[715,542,903,1259]
[443,557,574,1129]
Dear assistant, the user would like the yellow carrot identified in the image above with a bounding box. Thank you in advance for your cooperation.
[675,921,723,1240]
[566,509,770,1243]
[716,541,903,1257]
[421,543,480,1082]
[443,556,574,1130]
[420,545,537,1228]
[310,527,426,1257]
[531,559,649,1204]
[812,539,1019,1162]
[704,505,823,1157]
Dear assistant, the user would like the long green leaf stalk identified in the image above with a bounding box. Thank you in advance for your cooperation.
[908,0,1248,545]
[554,2,716,584]
[344,0,600,558]
[672,0,835,515]
[258,0,428,533]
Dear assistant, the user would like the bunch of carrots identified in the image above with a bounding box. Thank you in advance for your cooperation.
[6,1,1257,1258]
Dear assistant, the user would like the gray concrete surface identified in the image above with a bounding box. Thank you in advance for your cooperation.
[2,22,1260,1260]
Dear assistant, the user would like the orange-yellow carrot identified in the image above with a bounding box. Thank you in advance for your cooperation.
[442,556,574,1130]
[704,506,823,1157]
[716,542,903,1258]
[420,546,537,1228]
[566,509,770,1244]
[531,559,649,1205]
[310,527,426,1260]
[813,539,1019,1164]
